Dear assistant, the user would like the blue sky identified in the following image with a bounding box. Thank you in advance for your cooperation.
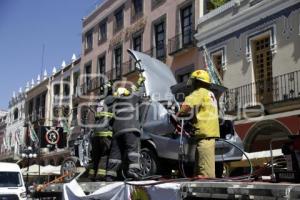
[0,0,103,109]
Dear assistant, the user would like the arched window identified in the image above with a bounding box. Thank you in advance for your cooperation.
[243,120,292,152]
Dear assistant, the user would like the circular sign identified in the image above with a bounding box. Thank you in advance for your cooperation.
[45,128,60,145]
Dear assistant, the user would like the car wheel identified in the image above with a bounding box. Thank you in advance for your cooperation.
[139,148,158,178]
[61,157,78,182]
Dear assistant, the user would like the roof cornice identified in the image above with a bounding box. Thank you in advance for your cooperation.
[195,0,299,47]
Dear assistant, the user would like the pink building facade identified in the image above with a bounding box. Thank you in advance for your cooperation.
[80,0,205,92]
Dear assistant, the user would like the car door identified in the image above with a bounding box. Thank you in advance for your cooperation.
[142,101,187,160]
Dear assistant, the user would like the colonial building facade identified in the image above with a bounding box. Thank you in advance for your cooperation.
[4,91,26,161]
[80,0,209,95]
[0,110,8,156]
[195,0,300,152]
[22,55,81,166]
[0,54,81,166]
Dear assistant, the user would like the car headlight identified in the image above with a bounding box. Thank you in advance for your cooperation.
[20,191,27,198]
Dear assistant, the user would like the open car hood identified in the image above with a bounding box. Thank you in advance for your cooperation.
[128,49,227,102]
[128,49,177,101]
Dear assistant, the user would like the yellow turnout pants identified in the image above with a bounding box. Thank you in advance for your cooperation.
[194,138,216,178]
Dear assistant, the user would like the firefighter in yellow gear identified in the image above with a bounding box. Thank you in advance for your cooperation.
[177,70,220,178]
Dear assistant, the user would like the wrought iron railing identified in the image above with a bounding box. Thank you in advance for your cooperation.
[80,80,92,95]
[122,60,135,75]
[169,28,195,55]
[106,66,122,81]
[142,46,166,61]
[225,70,300,113]
[106,60,135,81]
[80,60,137,95]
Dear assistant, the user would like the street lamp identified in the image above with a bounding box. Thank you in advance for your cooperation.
[21,146,37,194]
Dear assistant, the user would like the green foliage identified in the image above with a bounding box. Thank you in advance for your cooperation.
[210,0,230,8]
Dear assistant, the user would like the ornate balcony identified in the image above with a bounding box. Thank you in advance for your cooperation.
[225,70,300,114]
[168,29,195,55]
[106,60,135,81]
[143,46,166,61]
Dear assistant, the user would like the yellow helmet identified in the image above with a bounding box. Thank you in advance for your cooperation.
[190,70,211,84]
[114,87,131,97]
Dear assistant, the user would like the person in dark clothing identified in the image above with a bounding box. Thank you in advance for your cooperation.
[89,82,115,181]
[106,76,145,181]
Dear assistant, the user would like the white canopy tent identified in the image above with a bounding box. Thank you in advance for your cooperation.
[21,164,61,176]
[42,165,61,175]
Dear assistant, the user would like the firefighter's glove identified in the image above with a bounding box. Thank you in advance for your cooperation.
[137,74,145,86]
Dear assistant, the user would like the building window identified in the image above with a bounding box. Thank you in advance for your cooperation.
[251,36,273,104]
[211,51,224,80]
[114,8,124,33]
[35,96,40,118]
[132,0,143,22]
[72,105,78,126]
[133,33,142,52]
[151,0,166,10]
[178,73,191,83]
[54,84,60,97]
[63,106,70,118]
[154,20,166,60]
[73,71,80,96]
[41,93,46,118]
[13,108,19,120]
[98,55,106,85]
[63,77,70,96]
[85,64,92,91]
[53,106,60,118]
[28,100,33,121]
[114,45,122,79]
[85,29,93,50]
[175,65,194,83]
[98,20,107,43]
[181,4,193,46]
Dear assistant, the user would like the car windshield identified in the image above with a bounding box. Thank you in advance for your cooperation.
[0,172,23,187]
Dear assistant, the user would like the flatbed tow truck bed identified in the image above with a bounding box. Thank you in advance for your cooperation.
[33,180,300,199]
[32,148,300,199]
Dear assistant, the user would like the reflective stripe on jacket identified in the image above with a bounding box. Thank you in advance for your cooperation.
[94,131,112,137]
[94,95,115,134]
[95,112,114,118]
